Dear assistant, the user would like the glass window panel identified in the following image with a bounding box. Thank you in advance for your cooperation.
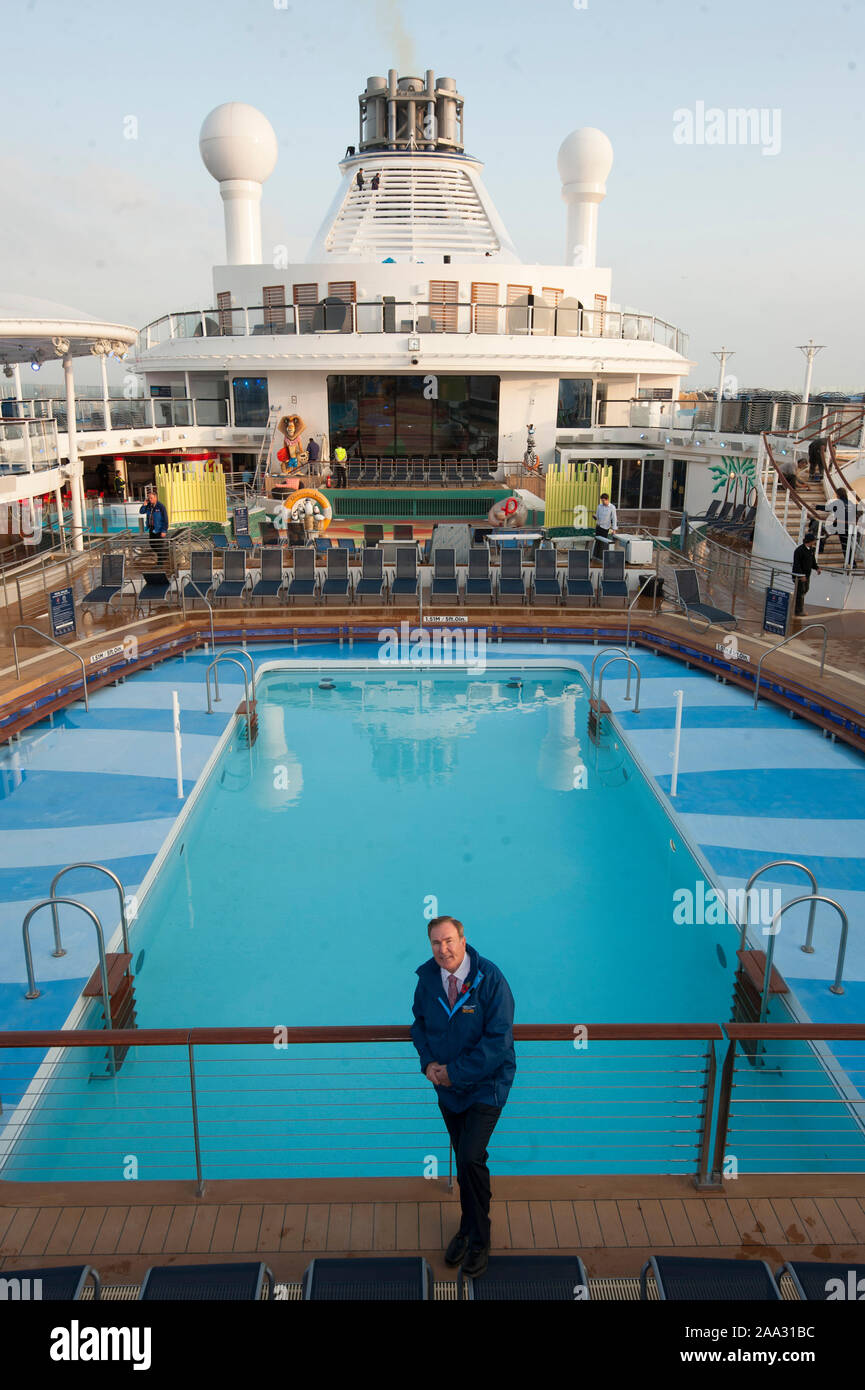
[231,377,268,427]
[557,379,593,428]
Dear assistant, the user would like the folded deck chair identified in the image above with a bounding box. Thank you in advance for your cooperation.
[138,1262,274,1301]
[211,533,229,549]
[532,546,561,604]
[82,553,126,610]
[337,537,357,553]
[363,523,384,548]
[564,548,595,605]
[498,546,525,604]
[599,549,628,607]
[393,524,414,540]
[314,536,331,554]
[182,550,214,604]
[673,568,737,630]
[355,546,384,603]
[641,1256,781,1301]
[465,546,492,604]
[322,545,350,602]
[287,545,317,604]
[460,1255,589,1302]
[250,546,286,602]
[391,545,418,600]
[234,533,253,550]
[213,548,250,603]
[779,1261,865,1301]
[303,1257,433,1301]
[2,1265,101,1300]
[430,547,458,602]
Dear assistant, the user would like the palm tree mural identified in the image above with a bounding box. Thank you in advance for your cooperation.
[709,455,757,503]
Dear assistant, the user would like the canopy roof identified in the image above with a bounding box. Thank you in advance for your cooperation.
[0,293,136,366]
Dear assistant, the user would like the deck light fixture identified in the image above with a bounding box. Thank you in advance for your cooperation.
[29,350,44,371]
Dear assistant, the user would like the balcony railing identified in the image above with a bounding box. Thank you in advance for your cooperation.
[135,302,690,357]
[0,417,60,474]
[1,398,229,432]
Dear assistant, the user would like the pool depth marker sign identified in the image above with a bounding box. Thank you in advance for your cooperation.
[49,587,76,639]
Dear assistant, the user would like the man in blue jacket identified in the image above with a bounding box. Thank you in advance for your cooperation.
[410,915,515,1277]
[139,487,169,566]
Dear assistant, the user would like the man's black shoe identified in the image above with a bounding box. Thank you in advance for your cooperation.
[461,1244,489,1278]
[444,1232,470,1266]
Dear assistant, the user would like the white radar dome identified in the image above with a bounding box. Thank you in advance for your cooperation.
[199,103,278,184]
[557,127,614,187]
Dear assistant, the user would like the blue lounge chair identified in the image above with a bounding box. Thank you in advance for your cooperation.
[211,533,229,550]
[0,1264,101,1300]
[410,461,426,485]
[427,460,444,486]
[640,1256,781,1301]
[465,546,492,604]
[314,536,331,554]
[391,546,418,600]
[138,1262,274,1301]
[347,460,362,485]
[460,1255,589,1301]
[599,548,629,607]
[779,1261,865,1301]
[249,547,286,603]
[564,549,594,605]
[673,568,737,630]
[82,553,126,611]
[136,569,172,614]
[337,537,357,553]
[287,546,317,604]
[392,460,410,485]
[322,546,351,603]
[303,1257,433,1301]
[182,551,214,605]
[355,547,384,603]
[532,546,561,605]
[213,549,250,604]
[235,533,253,550]
[363,524,384,548]
[498,546,525,604]
[430,547,458,603]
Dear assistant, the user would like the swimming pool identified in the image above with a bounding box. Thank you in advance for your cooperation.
[3,658,862,1181]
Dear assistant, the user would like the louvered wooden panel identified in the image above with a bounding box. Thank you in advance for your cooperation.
[471,281,499,334]
[428,279,458,333]
[217,290,233,335]
[542,287,563,305]
[262,284,286,329]
[293,282,319,333]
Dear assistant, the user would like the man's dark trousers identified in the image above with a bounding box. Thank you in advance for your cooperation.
[438,1101,502,1247]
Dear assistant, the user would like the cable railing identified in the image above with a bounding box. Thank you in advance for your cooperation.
[1,1022,863,1191]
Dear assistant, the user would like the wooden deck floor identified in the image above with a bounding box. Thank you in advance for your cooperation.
[3,1175,864,1285]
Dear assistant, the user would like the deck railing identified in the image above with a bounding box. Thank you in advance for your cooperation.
[1,1023,863,1194]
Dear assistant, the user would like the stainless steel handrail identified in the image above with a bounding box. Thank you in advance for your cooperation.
[738,860,818,955]
[181,576,216,655]
[215,648,256,703]
[22,897,114,1030]
[49,864,130,958]
[625,571,660,650]
[205,656,250,715]
[753,623,828,709]
[761,894,850,1017]
[595,655,641,714]
[589,646,634,702]
[12,624,89,711]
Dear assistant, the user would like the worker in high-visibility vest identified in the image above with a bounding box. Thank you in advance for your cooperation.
[333,445,348,490]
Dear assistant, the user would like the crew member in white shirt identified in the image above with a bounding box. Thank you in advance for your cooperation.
[593,493,618,561]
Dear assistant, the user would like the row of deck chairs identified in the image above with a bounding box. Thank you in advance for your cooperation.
[691,498,757,542]
[10,1255,861,1301]
[184,546,421,605]
[342,459,496,487]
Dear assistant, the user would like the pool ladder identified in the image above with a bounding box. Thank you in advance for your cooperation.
[20,865,137,1076]
[587,648,641,745]
[731,859,850,1066]
[205,652,258,747]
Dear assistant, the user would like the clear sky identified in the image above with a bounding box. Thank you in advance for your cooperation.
[2,0,862,394]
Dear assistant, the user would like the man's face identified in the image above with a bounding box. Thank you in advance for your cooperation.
[429,921,467,973]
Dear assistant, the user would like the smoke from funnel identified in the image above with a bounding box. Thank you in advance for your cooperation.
[376,0,417,73]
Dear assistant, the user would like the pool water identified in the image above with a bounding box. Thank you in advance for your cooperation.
[3,667,861,1181]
